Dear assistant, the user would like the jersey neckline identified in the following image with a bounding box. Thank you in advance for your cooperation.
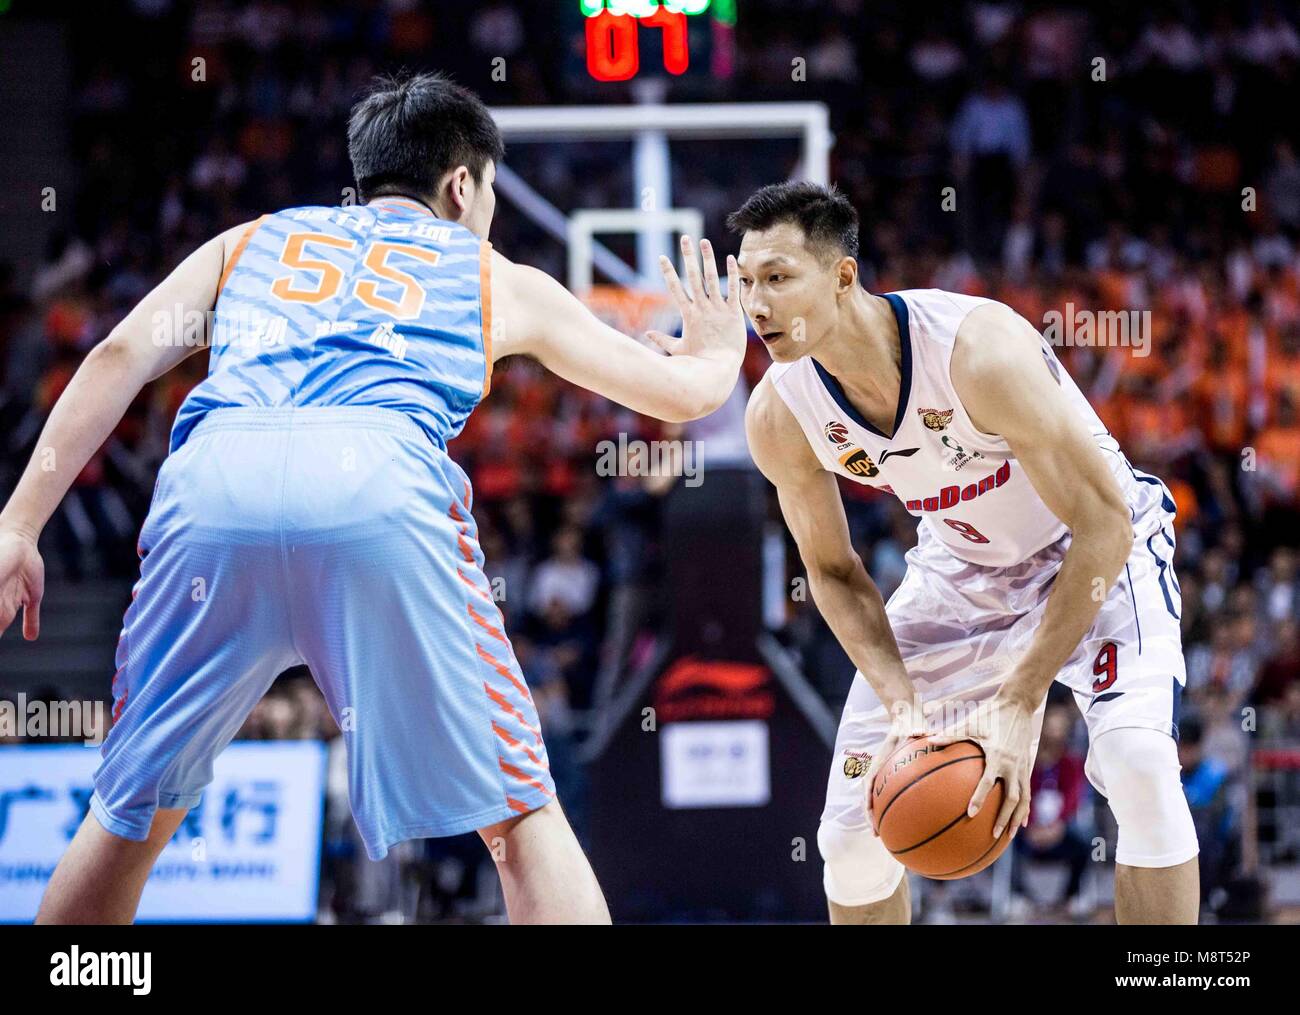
[367,196,436,217]
[810,292,913,441]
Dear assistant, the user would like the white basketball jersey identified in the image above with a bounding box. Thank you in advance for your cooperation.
[769,289,1163,567]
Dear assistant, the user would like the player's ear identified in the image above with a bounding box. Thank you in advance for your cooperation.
[445,165,473,215]
[836,256,858,294]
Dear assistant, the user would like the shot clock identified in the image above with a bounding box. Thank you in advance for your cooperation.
[578,0,737,83]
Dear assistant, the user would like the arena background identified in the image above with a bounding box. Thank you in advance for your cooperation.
[0,0,1298,924]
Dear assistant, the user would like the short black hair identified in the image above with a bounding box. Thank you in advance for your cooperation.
[347,71,504,203]
[726,181,859,262]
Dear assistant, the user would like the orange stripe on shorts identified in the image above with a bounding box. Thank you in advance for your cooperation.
[477,643,531,700]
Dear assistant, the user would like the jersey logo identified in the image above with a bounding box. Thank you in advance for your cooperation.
[824,421,850,445]
[918,407,954,431]
[878,447,920,464]
[842,749,872,779]
[838,448,879,478]
[940,434,985,471]
[365,321,409,361]
[903,459,1013,512]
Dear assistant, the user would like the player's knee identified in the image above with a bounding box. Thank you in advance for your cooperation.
[1092,727,1198,867]
[817,819,905,906]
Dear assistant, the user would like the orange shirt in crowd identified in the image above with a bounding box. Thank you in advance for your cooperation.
[1193,367,1251,451]
[1255,424,1300,498]
[1165,476,1199,530]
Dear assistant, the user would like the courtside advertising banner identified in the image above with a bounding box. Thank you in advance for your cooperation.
[0,741,326,922]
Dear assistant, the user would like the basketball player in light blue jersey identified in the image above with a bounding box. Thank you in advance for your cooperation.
[0,73,745,924]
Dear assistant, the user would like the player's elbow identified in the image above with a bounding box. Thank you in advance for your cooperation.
[1081,496,1134,567]
[670,360,738,422]
[660,384,723,423]
[651,393,702,424]
[88,331,140,375]
[809,552,866,588]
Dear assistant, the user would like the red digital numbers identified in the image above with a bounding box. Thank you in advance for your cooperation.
[585,9,689,81]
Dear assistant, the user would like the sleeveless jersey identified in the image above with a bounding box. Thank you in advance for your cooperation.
[768,289,1172,567]
[171,197,492,452]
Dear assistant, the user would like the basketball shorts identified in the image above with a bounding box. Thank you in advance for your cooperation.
[822,485,1185,854]
[92,406,554,860]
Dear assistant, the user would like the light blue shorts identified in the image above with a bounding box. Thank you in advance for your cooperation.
[92,406,554,860]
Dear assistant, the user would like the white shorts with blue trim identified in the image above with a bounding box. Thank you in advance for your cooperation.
[822,472,1185,839]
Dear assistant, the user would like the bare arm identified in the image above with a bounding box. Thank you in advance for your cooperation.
[746,375,914,713]
[0,221,252,637]
[490,236,746,422]
[952,302,1134,710]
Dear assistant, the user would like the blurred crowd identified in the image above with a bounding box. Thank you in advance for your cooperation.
[1,0,1299,921]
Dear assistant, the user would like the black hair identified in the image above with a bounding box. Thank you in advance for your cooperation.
[347,71,504,203]
[726,181,859,262]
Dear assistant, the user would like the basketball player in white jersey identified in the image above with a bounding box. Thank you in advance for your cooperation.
[731,183,1198,924]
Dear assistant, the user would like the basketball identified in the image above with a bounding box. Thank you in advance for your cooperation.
[869,735,1014,880]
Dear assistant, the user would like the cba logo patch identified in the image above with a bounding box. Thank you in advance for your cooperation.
[839,448,879,478]
[918,407,953,431]
[843,750,872,778]
[824,421,850,445]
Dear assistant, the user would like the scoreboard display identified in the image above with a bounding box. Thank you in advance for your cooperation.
[578,0,737,82]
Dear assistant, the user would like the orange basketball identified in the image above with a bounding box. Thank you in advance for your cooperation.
[869,735,1014,880]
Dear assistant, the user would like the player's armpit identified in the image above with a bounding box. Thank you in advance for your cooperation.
[489,246,743,422]
[746,378,914,712]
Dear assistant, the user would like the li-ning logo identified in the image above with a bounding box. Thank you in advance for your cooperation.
[918,407,953,431]
[50,947,151,995]
[878,447,920,465]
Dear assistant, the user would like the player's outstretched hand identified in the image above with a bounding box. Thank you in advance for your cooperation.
[928,688,1037,840]
[646,236,746,363]
[0,527,44,641]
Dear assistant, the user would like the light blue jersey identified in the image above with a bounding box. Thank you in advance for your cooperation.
[173,196,493,452]
[92,200,554,860]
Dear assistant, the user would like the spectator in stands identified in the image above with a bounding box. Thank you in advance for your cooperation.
[1178,714,1241,911]
[1009,704,1094,920]
[528,525,600,621]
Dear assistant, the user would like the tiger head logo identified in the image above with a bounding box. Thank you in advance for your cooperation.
[918,407,954,431]
[842,750,872,779]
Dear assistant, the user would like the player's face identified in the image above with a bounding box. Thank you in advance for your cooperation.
[737,223,840,363]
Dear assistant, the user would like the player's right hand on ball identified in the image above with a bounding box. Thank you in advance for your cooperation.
[0,527,44,641]
[646,236,746,364]
[864,697,928,837]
